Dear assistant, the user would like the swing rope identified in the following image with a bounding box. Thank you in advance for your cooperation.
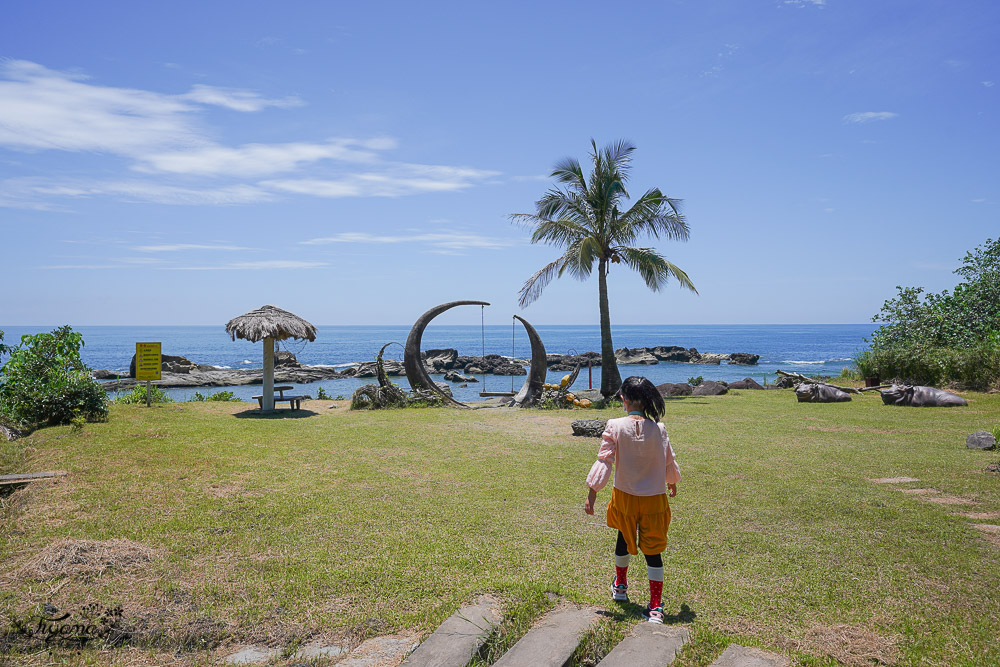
[511,316,516,392]
[481,305,487,391]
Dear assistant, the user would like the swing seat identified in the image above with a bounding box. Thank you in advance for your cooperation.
[479,391,516,397]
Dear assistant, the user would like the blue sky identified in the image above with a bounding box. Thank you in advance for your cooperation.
[1,0,997,326]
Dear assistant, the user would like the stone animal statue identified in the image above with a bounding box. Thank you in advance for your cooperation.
[879,384,968,407]
[794,383,852,403]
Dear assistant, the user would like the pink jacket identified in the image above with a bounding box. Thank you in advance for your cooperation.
[586,416,680,496]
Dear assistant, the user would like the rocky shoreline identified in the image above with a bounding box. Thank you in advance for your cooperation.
[91,345,759,391]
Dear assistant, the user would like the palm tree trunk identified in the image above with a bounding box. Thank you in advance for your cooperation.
[598,259,622,398]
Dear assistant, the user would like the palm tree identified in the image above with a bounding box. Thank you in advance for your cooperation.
[511,140,697,398]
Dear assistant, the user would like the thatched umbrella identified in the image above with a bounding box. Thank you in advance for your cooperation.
[226,305,317,411]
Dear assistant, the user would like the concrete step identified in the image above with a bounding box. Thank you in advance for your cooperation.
[493,606,600,667]
[401,596,500,667]
[709,644,790,667]
[597,624,689,667]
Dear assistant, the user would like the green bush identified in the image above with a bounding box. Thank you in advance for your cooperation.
[114,385,173,405]
[856,341,1000,390]
[315,387,330,400]
[0,326,109,430]
[687,376,703,387]
[190,390,238,402]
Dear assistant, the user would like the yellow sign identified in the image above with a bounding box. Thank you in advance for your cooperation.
[135,342,162,381]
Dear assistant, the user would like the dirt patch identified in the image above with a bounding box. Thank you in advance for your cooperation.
[205,483,247,498]
[869,477,920,484]
[923,495,977,506]
[971,523,1000,534]
[987,462,1000,474]
[17,538,157,581]
[958,511,1000,520]
[900,488,937,495]
[799,624,900,666]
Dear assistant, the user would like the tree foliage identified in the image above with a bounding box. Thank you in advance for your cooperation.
[859,238,1000,389]
[0,326,109,430]
[511,139,696,397]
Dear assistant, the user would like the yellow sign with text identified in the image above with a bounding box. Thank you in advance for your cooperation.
[135,342,162,381]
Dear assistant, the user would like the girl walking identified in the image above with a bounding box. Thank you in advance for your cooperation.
[584,376,680,623]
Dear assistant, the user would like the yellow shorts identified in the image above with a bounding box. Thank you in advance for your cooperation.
[606,487,671,556]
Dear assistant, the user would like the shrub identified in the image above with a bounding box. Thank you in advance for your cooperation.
[687,376,703,387]
[114,385,173,405]
[0,327,109,430]
[856,341,1000,390]
[315,387,330,400]
[190,390,238,402]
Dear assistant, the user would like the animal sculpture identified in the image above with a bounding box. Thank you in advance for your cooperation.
[794,383,852,403]
[879,384,967,407]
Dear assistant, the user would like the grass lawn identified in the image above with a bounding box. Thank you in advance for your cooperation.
[1,389,999,666]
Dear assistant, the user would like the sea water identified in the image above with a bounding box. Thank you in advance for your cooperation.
[0,324,876,403]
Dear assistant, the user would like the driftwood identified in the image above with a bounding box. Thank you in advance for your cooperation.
[0,471,68,487]
[776,370,890,394]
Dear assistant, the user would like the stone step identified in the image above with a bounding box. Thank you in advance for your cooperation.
[709,644,790,667]
[493,606,600,667]
[597,624,689,667]
[401,596,500,667]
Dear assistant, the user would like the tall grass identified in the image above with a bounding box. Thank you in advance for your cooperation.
[856,341,1000,390]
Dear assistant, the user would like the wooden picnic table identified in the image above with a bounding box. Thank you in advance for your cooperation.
[252,385,305,410]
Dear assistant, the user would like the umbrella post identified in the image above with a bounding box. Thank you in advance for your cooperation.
[262,337,275,411]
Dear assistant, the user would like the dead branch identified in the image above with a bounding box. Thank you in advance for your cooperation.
[776,370,865,394]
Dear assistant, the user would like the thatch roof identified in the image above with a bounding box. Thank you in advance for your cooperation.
[226,305,318,343]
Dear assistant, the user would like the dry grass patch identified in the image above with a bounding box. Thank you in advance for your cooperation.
[17,538,157,581]
[958,510,1000,519]
[798,624,900,666]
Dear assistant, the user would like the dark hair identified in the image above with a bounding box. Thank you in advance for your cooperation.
[619,376,665,422]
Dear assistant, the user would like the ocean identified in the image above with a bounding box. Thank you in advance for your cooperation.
[0,324,876,403]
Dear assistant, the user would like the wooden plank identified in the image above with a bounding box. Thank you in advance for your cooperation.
[0,471,68,486]
[479,392,516,397]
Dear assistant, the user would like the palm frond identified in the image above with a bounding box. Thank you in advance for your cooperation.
[551,158,587,194]
[617,246,698,294]
[563,237,601,280]
[604,139,636,180]
[616,188,690,242]
[518,255,567,307]
[530,218,589,247]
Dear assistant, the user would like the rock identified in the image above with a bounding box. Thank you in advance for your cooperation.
[728,377,764,390]
[345,359,405,378]
[129,353,220,378]
[99,364,347,391]
[91,369,128,380]
[655,382,693,397]
[967,431,997,450]
[728,352,760,365]
[795,383,851,403]
[571,419,607,437]
[615,348,659,365]
[692,380,728,395]
[423,348,458,369]
[650,346,698,362]
[880,385,969,407]
[573,389,606,407]
[773,375,797,389]
[691,353,728,365]
[444,371,478,383]
[433,382,453,398]
[274,351,301,367]
[1,424,25,441]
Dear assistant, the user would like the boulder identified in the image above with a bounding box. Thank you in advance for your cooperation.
[728,377,764,390]
[1,424,24,441]
[656,382,693,397]
[691,353,728,365]
[423,348,458,370]
[614,348,659,365]
[343,359,405,378]
[795,383,851,403]
[728,353,760,366]
[692,380,729,396]
[571,419,607,437]
[966,431,997,450]
[92,369,128,380]
[573,389,606,407]
[274,351,301,367]
[443,371,478,383]
[880,385,968,407]
[650,346,698,362]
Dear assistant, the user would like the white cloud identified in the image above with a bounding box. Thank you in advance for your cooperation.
[263,164,499,198]
[971,198,987,203]
[842,111,898,124]
[138,138,387,177]
[181,84,302,112]
[133,244,255,252]
[0,177,272,207]
[170,260,327,270]
[984,81,995,88]
[783,0,825,6]
[301,231,514,252]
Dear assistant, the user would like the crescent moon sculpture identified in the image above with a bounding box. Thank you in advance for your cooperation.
[512,314,547,408]
[403,301,549,409]
[404,300,489,408]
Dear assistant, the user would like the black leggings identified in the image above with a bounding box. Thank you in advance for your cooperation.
[615,531,663,568]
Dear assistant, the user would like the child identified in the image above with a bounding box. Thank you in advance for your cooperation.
[584,376,680,624]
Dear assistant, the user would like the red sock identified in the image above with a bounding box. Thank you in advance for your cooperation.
[615,566,628,587]
[648,579,663,608]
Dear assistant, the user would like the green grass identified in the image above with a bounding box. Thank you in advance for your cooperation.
[1,390,999,666]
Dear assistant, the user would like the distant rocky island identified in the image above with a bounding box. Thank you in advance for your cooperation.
[91,345,759,390]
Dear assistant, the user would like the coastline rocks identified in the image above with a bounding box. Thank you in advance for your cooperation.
[423,348,458,371]
[650,346,698,362]
[656,382,693,397]
[614,348,660,365]
[99,365,348,391]
[691,353,728,365]
[341,359,405,378]
[128,353,219,378]
[443,371,478,383]
[571,419,607,437]
[274,351,301,368]
[966,431,997,450]
[728,353,760,365]
[795,383,851,403]
[692,380,729,396]
[728,377,764,390]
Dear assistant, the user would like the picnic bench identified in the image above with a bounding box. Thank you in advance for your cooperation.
[252,385,306,410]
